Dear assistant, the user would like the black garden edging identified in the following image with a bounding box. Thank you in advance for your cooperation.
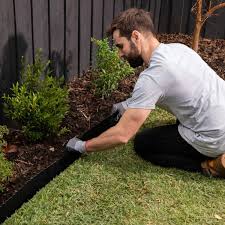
[0,113,118,224]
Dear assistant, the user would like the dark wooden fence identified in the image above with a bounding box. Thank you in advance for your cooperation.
[0,0,225,92]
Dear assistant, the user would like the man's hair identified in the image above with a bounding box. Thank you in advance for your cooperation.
[107,8,156,39]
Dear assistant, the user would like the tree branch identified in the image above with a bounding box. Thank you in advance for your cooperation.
[208,0,212,11]
[203,2,225,22]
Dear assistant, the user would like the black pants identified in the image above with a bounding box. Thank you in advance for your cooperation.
[134,124,210,172]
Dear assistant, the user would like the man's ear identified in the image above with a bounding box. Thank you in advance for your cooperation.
[131,30,140,40]
[131,30,140,43]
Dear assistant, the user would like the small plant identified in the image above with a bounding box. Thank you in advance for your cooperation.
[0,125,13,192]
[92,38,134,98]
[3,49,69,142]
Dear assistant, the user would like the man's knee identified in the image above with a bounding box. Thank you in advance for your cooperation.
[133,131,155,160]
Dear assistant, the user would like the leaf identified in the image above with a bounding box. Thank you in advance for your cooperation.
[2,144,18,154]
[214,214,222,220]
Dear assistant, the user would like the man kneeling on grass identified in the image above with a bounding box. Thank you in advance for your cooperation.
[66,8,225,178]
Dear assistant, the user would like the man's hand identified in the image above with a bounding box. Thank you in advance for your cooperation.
[66,137,86,154]
[111,101,128,119]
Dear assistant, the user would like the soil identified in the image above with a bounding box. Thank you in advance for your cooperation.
[0,33,225,205]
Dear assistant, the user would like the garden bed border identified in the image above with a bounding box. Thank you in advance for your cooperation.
[0,113,118,224]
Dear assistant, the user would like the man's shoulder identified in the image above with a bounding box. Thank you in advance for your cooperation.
[162,42,189,49]
[155,43,190,55]
[149,42,195,68]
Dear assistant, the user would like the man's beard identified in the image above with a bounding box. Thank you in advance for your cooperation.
[125,41,144,68]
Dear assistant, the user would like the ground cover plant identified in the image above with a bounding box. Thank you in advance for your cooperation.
[1,33,225,223]
[0,125,12,192]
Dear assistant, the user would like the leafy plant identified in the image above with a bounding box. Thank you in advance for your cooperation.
[92,38,134,98]
[3,49,69,142]
[0,125,13,192]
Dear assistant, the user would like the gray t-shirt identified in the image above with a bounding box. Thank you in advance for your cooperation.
[126,43,225,157]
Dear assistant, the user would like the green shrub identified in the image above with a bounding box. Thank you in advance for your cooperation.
[3,50,69,142]
[0,125,13,192]
[92,38,134,98]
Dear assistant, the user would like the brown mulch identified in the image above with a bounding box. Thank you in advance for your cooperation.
[0,33,224,205]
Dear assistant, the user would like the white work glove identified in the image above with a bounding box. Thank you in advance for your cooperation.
[111,100,128,119]
[66,137,86,154]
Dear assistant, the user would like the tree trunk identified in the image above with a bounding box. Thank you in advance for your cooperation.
[192,0,202,52]
[192,0,225,52]
[192,22,202,52]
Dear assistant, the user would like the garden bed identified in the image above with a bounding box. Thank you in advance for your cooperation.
[0,70,138,205]
[0,33,224,218]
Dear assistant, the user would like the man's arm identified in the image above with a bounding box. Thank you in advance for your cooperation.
[85,108,151,152]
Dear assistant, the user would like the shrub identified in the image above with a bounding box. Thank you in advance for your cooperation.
[0,125,13,192]
[3,50,69,142]
[92,38,134,98]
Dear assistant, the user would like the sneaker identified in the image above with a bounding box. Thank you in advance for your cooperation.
[201,153,225,178]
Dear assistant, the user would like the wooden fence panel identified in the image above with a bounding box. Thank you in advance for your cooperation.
[124,0,135,9]
[187,0,196,35]
[103,0,114,37]
[66,0,79,80]
[136,0,142,8]
[92,0,104,40]
[49,0,65,77]
[183,0,194,34]
[32,0,49,60]
[14,0,33,68]
[158,0,171,34]
[114,0,124,17]
[150,0,162,32]
[135,0,150,10]
[149,0,155,14]
[142,0,151,11]
[80,0,92,75]
[1,0,225,83]
[0,0,17,93]
[92,0,104,67]
[170,0,192,34]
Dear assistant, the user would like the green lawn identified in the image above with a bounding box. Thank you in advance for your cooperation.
[4,108,225,225]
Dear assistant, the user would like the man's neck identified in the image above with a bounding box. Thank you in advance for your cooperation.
[141,36,160,65]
